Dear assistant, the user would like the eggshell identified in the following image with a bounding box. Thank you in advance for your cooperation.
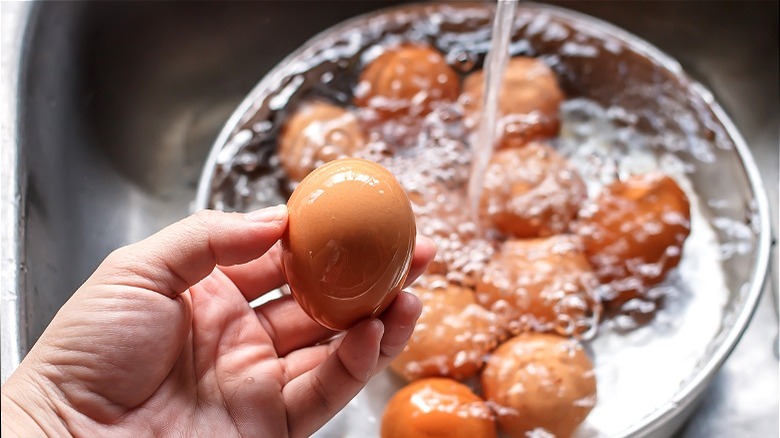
[462,56,564,148]
[390,276,503,381]
[479,142,587,238]
[381,377,498,438]
[354,44,460,118]
[282,157,416,330]
[575,172,691,305]
[482,333,597,438]
[476,235,601,338]
[278,101,366,182]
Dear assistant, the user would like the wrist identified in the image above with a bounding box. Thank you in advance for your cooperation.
[2,368,73,437]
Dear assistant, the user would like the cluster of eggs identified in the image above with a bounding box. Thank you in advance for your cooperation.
[277,43,691,437]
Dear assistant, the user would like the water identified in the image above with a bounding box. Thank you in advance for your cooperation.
[556,99,727,436]
[467,0,518,222]
[314,98,729,438]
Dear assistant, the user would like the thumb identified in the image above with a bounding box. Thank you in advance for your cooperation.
[88,206,288,297]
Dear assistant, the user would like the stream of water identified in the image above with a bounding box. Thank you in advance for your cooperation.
[467,0,518,222]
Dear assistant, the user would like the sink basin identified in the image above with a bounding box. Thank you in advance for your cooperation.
[2,1,777,437]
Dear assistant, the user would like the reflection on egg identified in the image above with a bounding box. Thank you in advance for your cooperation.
[482,333,597,438]
[282,158,416,330]
[382,377,498,438]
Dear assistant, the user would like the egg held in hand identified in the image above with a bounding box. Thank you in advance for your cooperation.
[282,158,416,330]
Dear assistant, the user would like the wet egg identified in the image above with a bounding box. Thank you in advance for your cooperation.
[382,377,498,438]
[480,142,587,238]
[391,276,503,381]
[476,235,601,338]
[282,158,416,330]
[354,44,460,119]
[278,101,366,182]
[482,333,597,438]
[462,56,564,148]
[575,172,691,305]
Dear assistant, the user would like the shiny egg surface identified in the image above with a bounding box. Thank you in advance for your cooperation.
[282,158,416,330]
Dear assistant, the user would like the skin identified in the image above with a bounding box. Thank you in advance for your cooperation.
[1,205,436,438]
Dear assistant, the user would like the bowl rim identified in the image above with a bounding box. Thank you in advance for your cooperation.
[194,3,772,437]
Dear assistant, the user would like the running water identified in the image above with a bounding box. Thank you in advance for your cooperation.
[467,0,518,222]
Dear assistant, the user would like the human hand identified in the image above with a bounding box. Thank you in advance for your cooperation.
[1,206,435,437]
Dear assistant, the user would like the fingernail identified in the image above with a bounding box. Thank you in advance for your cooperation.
[416,235,437,252]
[405,291,423,321]
[369,318,385,338]
[245,204,287,223]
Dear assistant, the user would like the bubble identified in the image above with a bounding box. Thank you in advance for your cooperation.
[446,48,478,73]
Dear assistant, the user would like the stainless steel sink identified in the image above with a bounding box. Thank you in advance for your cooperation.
[1,1,777,437]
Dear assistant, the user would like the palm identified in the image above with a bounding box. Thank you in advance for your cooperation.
[136,268,297,438]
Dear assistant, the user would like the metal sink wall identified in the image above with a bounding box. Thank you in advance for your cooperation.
[3,1,777,437]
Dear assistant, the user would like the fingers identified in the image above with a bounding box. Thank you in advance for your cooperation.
[219,243,287,301]
[376,291,423,368]
[278,344,332,383]
[279,291,422,381]
[283,319,384,438]
[88,206,287,298]
[223,234,437,302]
[403,235,437,288]
[280,292,422,437]
[254,295,336,356]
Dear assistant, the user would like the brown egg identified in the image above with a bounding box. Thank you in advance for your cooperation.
[462,57,564,148]
[277,101,366,182]
[576,172,691,305]
[391,276,502,381]
[282,158,416,330]
[354,44,460,119]
[476,235,601,338]
[482,333,597,438]
[480,142,587,238]
[382,377,497,438]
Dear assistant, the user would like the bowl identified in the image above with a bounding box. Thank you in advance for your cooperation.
[194,3,771,437]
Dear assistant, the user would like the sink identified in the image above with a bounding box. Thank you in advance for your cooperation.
[2,1,777,437]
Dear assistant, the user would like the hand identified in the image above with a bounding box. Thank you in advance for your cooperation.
[1,206,435,437]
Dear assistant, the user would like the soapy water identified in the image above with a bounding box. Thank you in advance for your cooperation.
[200,4,748,437]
